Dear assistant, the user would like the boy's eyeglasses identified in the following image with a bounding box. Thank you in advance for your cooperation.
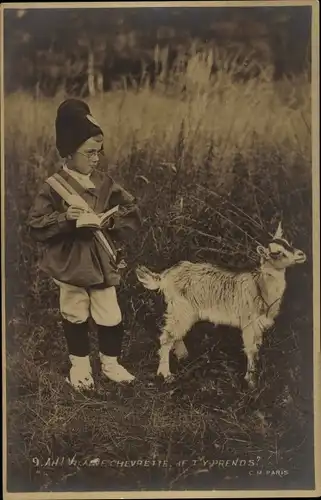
[76,150,104,160]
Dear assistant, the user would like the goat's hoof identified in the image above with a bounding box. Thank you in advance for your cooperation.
[245,374,256,389]
[174,348,189,361]
[157,369,174,382]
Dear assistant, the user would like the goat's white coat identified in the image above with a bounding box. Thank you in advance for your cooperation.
[136,222,306,387]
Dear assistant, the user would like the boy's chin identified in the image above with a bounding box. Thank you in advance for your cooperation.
[78,166,94,174]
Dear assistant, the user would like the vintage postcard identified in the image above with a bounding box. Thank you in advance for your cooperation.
[1,1,320,498]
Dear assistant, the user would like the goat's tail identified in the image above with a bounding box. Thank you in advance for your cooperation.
[135,265,162,291]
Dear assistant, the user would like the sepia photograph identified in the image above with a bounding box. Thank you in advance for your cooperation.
[2,1,320,498]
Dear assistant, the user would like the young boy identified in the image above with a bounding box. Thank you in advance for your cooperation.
[27,98,141,390]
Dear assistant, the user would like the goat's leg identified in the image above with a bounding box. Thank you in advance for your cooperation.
[250,315,273,374]
[157,330,175,380]
[242,322,264,388]
[173,339,189,360]
[157,306,196,380]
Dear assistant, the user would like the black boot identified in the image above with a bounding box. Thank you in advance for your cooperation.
[62,319,94,390]
[62,319,90,357]
[97,323,124,357]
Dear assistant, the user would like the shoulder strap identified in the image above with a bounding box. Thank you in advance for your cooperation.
[46,175,73,205]
[46,173,91,212]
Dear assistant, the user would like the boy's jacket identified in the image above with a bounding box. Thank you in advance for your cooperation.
[27,167,141,288]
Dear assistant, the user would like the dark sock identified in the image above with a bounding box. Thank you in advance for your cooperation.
[62,319,90,357]
[97,323,125,357]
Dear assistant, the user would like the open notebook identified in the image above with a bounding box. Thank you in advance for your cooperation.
[76,205,119,229]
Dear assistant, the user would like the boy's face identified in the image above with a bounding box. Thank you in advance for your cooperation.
[68,135,103,174]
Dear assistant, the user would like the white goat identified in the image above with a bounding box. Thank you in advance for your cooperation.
[136,222,306,388]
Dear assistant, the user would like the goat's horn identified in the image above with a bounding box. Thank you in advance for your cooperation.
[274,222,284,239]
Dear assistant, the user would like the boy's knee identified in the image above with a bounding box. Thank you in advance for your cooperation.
[91,304,122,326]
[61,309,89,324]
[57,283,90,324]
[112,307,123,326]
[90,287,122,326]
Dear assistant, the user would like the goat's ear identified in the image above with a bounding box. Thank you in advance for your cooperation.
[273,221,284,239]
[257,245,269,257]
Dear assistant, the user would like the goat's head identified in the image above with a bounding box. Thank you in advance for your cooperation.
[256,222,307,269]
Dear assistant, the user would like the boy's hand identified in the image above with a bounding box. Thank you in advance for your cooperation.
[66,206,86,221]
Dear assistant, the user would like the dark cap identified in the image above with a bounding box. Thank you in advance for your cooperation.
[55,99,103,158]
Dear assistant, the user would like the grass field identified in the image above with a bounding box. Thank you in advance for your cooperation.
[4,68,315,492]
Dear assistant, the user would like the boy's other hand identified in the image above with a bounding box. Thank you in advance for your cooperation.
[66,206,86,220]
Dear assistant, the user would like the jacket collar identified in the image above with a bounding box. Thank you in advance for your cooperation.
[63,165,95,189]
[58,167,104,197]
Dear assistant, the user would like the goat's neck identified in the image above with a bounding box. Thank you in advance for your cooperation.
[257,262,286,319]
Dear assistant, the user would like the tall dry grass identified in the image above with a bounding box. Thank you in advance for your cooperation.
[6,65,311,165]
[4,61,314,492]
